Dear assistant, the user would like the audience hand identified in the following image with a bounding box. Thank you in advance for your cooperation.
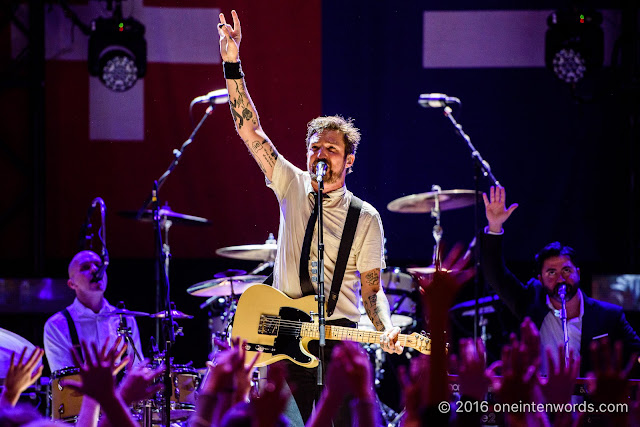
[117,359,165,405]
[537,344,579,405]
[0,347,44,407]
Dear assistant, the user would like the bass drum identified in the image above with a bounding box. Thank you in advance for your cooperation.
[50,367,84,422]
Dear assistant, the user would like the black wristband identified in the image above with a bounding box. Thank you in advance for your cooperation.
[223,61,244,79]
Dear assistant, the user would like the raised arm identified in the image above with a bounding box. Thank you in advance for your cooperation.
[218,10,279,181]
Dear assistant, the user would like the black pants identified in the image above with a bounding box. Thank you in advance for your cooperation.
[274,319,356,427]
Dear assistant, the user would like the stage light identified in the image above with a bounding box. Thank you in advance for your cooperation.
[88,16,147,92]
[545,9,604,85]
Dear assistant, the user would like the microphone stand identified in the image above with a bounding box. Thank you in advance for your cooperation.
[134,102,220,427]
[559,287,569,367]
[316,176,326,387]
[441,106,501,348]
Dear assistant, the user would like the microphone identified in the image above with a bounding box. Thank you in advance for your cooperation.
[418,93,461,108]
[93,261,109,282]
[91,197,109,282]
[557,283,567,301]
[191,88,229,105]
[315,160,328,182]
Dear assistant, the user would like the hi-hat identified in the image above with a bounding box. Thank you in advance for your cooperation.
[150,309,194,319]
[216,244,277,262]
[387,190,480,213]
[187,275,267,297]
[99,308,150,317]
[119,206,211,226]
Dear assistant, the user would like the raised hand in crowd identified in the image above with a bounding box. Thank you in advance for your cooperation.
[487,319,549,427]
[0,347,44,407]
[574,338,637,426]
[449,338,491,427]
[62,340,138,427]
[538,345,580,406]
[398,354,430,427]
[483,185,518,233]
[240,362,289,427]
[415,243,474,409]
[116,359,165,406]
[307,341,378,427]
[190,337,260,427]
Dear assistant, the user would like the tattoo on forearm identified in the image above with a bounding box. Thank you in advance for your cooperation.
[230,81,252,129]
[249,139,278,171]
[364,270,380,288]
[363,294,384,331]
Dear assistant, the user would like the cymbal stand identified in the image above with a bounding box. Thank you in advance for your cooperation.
[115,302,143,364]
[134,97,222,427]
[250,233,277,274]
[430,185,443,269]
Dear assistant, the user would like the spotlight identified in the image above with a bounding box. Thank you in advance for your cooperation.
[545,9,604,84]
[88,15,147,92]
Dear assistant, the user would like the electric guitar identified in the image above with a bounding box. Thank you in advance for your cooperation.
[231,284,431,368]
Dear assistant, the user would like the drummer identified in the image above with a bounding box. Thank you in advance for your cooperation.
[43,250,144,373]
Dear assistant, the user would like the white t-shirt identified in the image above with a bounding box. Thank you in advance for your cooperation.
[267,156,386,322]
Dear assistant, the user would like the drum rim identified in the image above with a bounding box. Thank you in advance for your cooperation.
[51,366,80,378]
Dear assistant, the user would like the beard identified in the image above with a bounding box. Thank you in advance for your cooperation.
[310,160,345,184]
[547,281,579,303]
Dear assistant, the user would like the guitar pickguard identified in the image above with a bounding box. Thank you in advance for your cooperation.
[269,306,313,364]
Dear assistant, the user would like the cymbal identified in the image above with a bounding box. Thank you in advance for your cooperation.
[216,244,277,262]
[119,206,211,226]
[450,295,500,317]
[406,265,436,275]
[150,309,194,319]
[214,269,247,278]
[387,189,480,213]
[187,275,267,297]
[99,308,150,317]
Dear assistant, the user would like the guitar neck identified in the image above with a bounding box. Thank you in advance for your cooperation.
[300,323,411,347]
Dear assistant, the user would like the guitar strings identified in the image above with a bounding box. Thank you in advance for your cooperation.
[258,316,427,348]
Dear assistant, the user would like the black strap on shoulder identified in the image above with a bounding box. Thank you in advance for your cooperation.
[299,194,318,296]
[327,196,363,317]
[62,308,83,364]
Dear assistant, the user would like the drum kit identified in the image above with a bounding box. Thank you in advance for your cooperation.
[44,188,487,425]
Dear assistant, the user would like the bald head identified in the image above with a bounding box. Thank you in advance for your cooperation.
[68,250,101,278]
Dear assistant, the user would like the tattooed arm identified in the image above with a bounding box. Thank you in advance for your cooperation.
[218,10,279,181]
[360,268,403,354]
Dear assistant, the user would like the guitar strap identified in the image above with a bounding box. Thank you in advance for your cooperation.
[62,308,83,364]
[327,195,363,317]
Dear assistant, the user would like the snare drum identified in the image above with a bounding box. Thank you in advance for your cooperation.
[50,367,84,421]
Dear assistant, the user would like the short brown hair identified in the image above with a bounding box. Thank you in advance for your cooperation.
[306,115,361,173]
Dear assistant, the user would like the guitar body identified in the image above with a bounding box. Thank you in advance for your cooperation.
[231,284,431,368]
[232,284,321,368]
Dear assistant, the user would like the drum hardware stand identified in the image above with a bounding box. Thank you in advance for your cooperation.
[430,185,443,270]
[116,301,143,364]
[134,92,224,427]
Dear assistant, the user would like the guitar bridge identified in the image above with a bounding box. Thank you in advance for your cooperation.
[258,314,281,336]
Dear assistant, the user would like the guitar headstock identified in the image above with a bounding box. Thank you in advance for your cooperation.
[408,332,431,355]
